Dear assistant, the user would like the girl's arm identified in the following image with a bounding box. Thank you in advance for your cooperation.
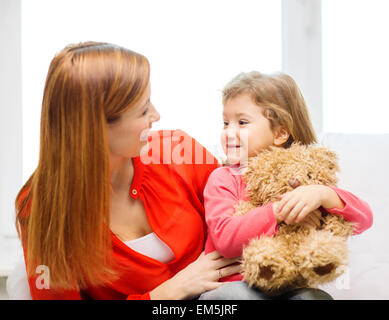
[275,185,373,235]
[324,186,373,234]
[204,168,278,258]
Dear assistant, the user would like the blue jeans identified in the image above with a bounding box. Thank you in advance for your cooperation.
[198,281,333,300]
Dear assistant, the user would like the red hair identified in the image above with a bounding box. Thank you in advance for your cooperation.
[16,42,150,290]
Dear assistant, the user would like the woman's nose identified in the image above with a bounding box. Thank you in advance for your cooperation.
[150,103,160,122]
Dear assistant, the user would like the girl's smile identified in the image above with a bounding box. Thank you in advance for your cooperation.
[221,94,289,165]
[222,94,276,165]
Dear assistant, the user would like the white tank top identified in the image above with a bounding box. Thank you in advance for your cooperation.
[125,232,175,264]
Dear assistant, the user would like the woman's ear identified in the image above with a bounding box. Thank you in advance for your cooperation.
[273,127,290,146]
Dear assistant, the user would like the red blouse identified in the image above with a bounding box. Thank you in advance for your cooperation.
[21,130,219,300]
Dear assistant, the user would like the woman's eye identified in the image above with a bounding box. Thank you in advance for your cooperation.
[142,99,151,116]
[142,103,149,116]
[223,121,228,127]
[239,120,248,125]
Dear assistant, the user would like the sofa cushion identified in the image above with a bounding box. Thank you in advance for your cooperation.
[318,133,389,299]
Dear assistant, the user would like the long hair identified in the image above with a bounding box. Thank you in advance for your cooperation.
[222,71,317,147]
[15,42,150,290]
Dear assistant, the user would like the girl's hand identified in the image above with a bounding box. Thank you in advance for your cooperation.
[274,185,330,225]
[296,209,323,228]
[149,251,241,300]
[273,200,322,227]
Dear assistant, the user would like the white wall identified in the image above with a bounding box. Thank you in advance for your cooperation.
[1,0,282,275]
[322,0,389,134]
[282,0,323,135]
[20,0,282,182]
[0,0,23,238]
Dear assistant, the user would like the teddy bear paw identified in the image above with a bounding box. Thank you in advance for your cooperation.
[295,231,348,285]
[313,263,335,276]
[259,265,275,280]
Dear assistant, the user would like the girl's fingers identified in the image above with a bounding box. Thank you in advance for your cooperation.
[285,201,306,224]
[279,197,299,221]
[295,205,314,224]
[277,192,291,212]
[311,210,322,227]
[313,209,323,221]
[293,209,322,228]
[302,215,318,228]
[310,215,320,227]
[297,209,322,226]
[299,218,315,228]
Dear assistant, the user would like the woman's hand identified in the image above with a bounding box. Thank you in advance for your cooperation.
[274,185,340,225]
[149,251,241,300]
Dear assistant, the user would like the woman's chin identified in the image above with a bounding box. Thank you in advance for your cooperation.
[139,141,149,156]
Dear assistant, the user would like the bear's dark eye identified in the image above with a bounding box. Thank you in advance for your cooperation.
[307,173,312,179]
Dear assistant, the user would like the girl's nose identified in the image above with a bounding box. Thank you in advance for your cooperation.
[226,126,238,140]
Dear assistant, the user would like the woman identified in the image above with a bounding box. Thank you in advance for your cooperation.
[15,42,240,299]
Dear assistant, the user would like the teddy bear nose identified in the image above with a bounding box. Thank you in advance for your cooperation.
[288,178,301,189]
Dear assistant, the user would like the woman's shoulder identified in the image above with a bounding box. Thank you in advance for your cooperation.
[138,129,220,190]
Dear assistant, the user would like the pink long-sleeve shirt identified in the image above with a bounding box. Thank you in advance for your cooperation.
[203,165,373,282]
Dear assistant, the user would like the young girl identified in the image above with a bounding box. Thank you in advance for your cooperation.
[200,71,373,300]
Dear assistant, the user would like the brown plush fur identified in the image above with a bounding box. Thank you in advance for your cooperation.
[233,143,355,296]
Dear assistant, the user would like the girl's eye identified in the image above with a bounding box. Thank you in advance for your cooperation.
[142,108,149,116]
[239,120,248,125]
[223,121,228,127]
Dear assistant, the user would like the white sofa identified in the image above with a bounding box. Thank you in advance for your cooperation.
[6,254,31,300]
[6,133,389,299]
[317,133,389,299]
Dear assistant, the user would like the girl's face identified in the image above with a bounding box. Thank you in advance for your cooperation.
[107,82,160,159]
[221,94,287,165]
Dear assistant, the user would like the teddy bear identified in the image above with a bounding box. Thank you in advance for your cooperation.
[233,143,355,296]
